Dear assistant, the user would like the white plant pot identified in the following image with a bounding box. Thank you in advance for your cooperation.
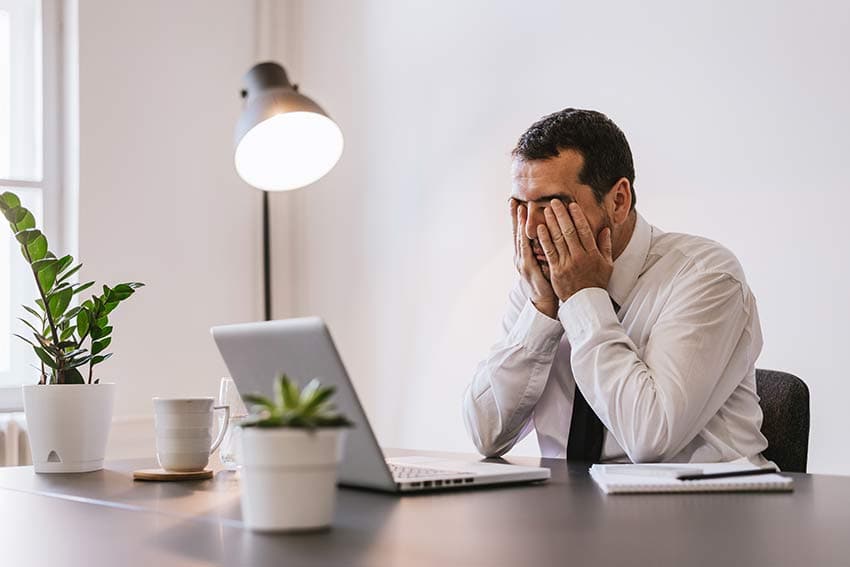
[22,383,116,473]
[240,427,346,532]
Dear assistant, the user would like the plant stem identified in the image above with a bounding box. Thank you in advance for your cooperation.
[14,221,63,382]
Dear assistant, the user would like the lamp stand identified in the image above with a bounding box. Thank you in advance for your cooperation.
[263,191,271,321]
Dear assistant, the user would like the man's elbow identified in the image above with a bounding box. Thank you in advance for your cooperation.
[622,426,674,464]
[626,444,668,464]
[465,419,511,458]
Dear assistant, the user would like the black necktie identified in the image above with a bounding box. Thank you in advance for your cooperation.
[566,297,620,462]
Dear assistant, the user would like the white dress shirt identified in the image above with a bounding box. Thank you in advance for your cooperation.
[463,212,770,465]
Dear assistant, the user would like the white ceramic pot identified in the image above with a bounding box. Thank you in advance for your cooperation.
[240,427,346,532]
[22,383,116,473]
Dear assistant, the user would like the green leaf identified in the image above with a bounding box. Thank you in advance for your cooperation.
[91,353,113,366]
[35,298,45,311]
[302,385,335,416]
[91,325,112,340]
[15,228,41,245]
[22,305,43,321]
[57,263,82,284]
[48,287,73,321]
[26,234,48,261]
[59,306,82,324]
[65,355,93,370]
[275,374,299,410]
[300,378,321,404]
[8,206,27,223]
[72,281,94,296]
[7,208,35,231]
[13,333,35,347]
[18,317,41,336]
[0,191,21,210]
[59,367,85,384]
[77,309,90,338]
[33,347,59,369]
[63,348,88,360]
[92,337,111,355]
[110,284,136,300]
[103,301,119,314]
[242,394,276,411]
[33,258,59,292]
[56,254,73,274]
[96,315,108,328]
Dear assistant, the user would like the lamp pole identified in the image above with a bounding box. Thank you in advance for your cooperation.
[262,191,271,321]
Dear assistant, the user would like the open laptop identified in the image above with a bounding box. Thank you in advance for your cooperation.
[211,317,550,493]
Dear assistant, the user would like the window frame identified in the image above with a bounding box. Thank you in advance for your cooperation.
[0,0,65,411]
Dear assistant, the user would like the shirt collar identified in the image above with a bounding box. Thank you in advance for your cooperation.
[608,211,651,307]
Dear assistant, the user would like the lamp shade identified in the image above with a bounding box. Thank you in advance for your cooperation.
[234,62,343,191]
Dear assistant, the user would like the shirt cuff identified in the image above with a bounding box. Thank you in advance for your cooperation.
[558,287,619,345]
[505,299,564,354]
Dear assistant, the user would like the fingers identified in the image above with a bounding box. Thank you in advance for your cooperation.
[550,199,582,254]
[599,226,613,262]
[536,224,557,266]
[567,202,597,252]
[510,198,518,241]
[518,205,533,257]
[511,199,519,257]
[543,206,567,259]
[516,204,536,271]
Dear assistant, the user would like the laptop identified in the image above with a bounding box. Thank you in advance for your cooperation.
[211,317,550,493]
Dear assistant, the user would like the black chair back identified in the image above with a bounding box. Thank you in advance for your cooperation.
[755,369,810,473]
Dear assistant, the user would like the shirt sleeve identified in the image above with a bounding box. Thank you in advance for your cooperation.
[560,272,756,463]
[462,279,564,457]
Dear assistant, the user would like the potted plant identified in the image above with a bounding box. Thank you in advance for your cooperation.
[0,191,143,473]
[240,373,352,532]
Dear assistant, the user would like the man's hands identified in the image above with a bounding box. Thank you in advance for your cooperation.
[536,199,613,302]
[511,199,558,319]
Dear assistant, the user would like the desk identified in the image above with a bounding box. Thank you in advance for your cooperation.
[0,450,847,566]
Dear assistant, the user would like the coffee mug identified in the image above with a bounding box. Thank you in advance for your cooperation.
[153,398,231,472]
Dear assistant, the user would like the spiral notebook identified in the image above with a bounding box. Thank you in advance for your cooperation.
[590,462,794,494]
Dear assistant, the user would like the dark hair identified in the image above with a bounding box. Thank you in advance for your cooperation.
[512,108,636,210]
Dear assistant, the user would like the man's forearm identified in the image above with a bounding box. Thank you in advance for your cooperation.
[463,299,563,456]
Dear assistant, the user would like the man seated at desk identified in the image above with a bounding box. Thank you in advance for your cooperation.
[463,108,770,466]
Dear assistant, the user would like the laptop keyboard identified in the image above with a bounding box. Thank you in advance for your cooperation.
[389,463,468,480]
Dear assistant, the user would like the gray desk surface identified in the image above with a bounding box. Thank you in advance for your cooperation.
[0,449,847,566]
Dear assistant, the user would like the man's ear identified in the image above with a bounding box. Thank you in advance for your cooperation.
[607,178,632,224]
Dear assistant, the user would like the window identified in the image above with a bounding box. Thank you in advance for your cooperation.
[0,0,60,409]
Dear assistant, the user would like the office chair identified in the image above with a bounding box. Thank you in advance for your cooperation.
[755,369,810,473]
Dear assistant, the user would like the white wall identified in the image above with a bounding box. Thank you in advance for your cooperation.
[281,0,850,474]
[77,0,261,426]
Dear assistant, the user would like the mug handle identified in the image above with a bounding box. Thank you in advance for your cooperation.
[210,405,231,454]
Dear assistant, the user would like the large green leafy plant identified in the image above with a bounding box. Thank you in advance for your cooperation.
[243,374,352,428]
[0,191,143,384]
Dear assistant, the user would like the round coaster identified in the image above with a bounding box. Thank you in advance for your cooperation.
[133,468,214,482]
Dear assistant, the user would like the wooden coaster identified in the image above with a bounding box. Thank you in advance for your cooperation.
[133,468,214,482]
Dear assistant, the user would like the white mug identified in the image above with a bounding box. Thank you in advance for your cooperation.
[153,397,230,472]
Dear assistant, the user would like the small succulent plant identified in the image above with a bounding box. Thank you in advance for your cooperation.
[242,373,352,428]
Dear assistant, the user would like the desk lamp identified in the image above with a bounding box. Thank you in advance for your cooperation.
[234,62,343,320]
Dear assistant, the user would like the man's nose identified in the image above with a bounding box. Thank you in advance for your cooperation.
[525,203,546,241]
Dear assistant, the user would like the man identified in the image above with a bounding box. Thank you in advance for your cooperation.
[463,108,769,465]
